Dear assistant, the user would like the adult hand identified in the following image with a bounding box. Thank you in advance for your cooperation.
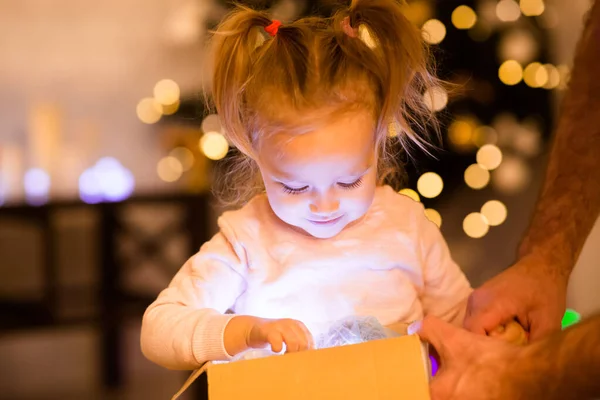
[413,316,525,400]
[464,253,568,341]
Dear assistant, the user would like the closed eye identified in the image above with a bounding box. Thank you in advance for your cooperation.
[281,184,308,195]
[338,177,363,190]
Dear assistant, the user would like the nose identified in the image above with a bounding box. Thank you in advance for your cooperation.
[309,194,340,215]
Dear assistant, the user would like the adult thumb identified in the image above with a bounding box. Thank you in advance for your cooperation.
[410,316,456,360]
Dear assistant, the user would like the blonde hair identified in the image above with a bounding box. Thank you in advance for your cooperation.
[211,0,441,206]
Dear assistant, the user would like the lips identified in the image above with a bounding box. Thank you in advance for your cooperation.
[308,215,343,225]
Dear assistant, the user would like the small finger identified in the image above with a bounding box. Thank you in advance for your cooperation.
[291,322,313,350]
[267,331,284,353]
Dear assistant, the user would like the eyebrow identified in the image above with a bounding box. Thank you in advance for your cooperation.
[272,165,373,184]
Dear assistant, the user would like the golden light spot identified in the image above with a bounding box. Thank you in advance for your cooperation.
[496,0,521,22]
[492,156,530,194]
[520,0,545,16]
[417,172,444,199]
[201,114,222,133]
[463,212,490,238]
[464,164,491,189]
[448,119,476,151]
[423,86,449,111]
[472,126,498,147]
[523,62,548,88]
[452,5,478,30]
[169,147,195,171]
[399,188,421,203]
[542,64,560,89]
[136,98,162,124]
[424,208,442,228]
[476,144,503,170]
[422,19,447,44]
[200,132,229,160]
[499,60,523,86]
[157,156,183,182]
[481,200,508,226]
[358,25,377,49]
[154,79,180,106]
[162,100,180,116]
[402,0,433,27]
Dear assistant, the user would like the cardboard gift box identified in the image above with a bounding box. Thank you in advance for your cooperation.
[172,324,431,400]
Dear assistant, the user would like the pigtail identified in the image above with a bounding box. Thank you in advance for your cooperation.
[211,7,272,157]
[332,0,441,155]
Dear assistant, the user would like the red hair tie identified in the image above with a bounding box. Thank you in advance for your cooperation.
[265,20,282,37]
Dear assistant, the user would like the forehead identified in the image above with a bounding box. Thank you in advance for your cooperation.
[259,111,376,179]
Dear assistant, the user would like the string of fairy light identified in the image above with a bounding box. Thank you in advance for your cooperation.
[396,0,568,239]
[136,0,568,239]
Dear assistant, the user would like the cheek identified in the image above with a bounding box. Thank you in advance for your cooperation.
[264,183,306,213]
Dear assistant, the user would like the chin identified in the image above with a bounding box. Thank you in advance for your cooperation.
[302,223,347,239]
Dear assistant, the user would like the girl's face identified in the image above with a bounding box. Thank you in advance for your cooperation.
[258,111,378,239]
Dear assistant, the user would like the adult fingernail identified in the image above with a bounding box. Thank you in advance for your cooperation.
[408,320,422,335]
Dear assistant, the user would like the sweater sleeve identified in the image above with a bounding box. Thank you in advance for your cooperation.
[417,207,473,326]
[140,220,248,370]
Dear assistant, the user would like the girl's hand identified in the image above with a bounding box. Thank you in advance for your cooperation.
[247,318,315,353]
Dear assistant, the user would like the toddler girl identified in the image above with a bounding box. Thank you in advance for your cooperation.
[141,0,474,370]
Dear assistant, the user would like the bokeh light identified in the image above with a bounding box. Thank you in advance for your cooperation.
[513,123,542,157]
[421,19,446,44]
[153,79,180,106]
[476,144,503,170]
[200,132,229,161]
[464,164,491,189]
[201,114,222,134]
[136,97,162,124]
[472,126,498,147]
[498,29,538,64]
[169,147,195,171]
[24,168,51,205]
[79,158,135,203]
[499,60,523,86]
[399,188,420,202]
[402,0,433,27]
[424,208,442,228]
[493,156,530,194]
[162,100,180,116]
[523,62,549,88]
[463,212,490,238]
[423,86,449,112]
[448,118,477,151]
[542,64,560,89]
[451,5,477,30]
[417,172,444,199]
[358,25,377,49]
[520,0,545,16]
[157,156,184,182]
[496,0,521,22]
[481,200,508,226]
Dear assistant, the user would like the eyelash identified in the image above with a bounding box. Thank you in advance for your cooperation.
[281,177,363,195]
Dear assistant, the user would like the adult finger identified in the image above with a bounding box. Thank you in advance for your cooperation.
[410,317,456,362]
[463,305,509,336]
